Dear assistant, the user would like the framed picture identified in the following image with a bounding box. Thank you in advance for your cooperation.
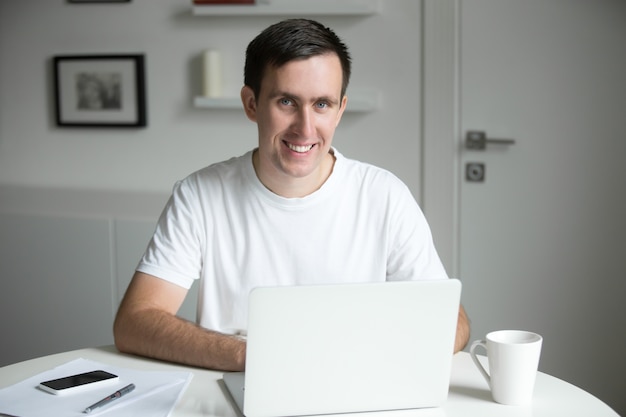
[53,54,146,127]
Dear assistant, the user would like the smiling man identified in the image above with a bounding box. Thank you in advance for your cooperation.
[114,19,469,372]
[243,53,344,198]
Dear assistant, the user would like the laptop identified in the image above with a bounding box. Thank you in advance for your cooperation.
[223,279,461,417]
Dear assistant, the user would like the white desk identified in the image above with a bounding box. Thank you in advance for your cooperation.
[0,345,618,417]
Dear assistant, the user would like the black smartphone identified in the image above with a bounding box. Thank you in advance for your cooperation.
[38,370,119,395]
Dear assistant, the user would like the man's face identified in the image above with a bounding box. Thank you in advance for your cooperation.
[242,53,347,195]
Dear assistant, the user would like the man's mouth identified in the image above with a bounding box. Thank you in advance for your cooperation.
[285,142,314,153]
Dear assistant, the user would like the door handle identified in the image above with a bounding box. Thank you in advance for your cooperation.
[465,130,515,150]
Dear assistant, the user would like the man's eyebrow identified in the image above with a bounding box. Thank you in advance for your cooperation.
[316,95,340,105]
[269,90,340,105]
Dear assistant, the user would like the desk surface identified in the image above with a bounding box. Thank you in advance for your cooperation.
[0,345,618,417]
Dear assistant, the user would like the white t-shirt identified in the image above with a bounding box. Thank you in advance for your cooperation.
[137,149,447,334]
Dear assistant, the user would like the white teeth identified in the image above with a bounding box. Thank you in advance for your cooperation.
[287,143,314,153]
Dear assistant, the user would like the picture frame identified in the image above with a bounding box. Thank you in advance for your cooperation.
[53,54,146,127]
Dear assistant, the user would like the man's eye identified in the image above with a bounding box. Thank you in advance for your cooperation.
[280,98,293,106]
[316,102,329,109]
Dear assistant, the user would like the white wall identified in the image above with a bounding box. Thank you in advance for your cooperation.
[0,186,200,365]
[0,0,423,365]
[0,0,422,196]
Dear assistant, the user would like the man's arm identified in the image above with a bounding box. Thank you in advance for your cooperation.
[454,304,470,353]
[113,271,246,371]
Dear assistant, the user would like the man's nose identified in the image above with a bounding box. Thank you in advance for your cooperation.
[294,108,316,137]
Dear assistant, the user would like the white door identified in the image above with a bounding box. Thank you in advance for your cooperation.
[457,1,625,413]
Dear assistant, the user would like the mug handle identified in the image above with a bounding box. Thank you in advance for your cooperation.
[470,339,491,388]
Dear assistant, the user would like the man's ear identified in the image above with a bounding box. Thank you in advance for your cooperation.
[241,86,257,122]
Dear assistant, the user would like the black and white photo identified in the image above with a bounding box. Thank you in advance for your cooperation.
[53,54,146,127]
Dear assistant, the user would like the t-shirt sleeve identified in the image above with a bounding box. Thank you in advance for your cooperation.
[386,181,449,281]
[136,179,205,289]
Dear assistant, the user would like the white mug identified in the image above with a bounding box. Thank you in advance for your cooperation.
[470,330,543,405]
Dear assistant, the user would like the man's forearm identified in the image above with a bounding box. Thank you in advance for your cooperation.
[113,308,246,371]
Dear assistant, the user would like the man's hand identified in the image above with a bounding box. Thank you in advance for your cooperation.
[454,305,470,353]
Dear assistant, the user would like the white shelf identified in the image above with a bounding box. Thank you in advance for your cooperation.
[192,0,378,17]
[194,91,378,113]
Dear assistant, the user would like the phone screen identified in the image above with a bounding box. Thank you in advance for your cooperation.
[40,370,118,390]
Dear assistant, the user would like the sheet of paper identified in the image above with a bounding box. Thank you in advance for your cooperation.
[0,358,193,417]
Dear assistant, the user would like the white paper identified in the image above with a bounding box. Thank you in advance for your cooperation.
[0,358,193,417]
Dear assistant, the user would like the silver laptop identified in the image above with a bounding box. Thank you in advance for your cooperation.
[223,279,461,417]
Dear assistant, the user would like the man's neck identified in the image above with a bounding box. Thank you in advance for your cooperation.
[252,149,336,198]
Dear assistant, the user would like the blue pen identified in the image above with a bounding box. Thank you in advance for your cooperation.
[83,383,135,414]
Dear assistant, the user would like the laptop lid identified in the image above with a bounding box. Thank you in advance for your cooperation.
[224,279,461,417]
